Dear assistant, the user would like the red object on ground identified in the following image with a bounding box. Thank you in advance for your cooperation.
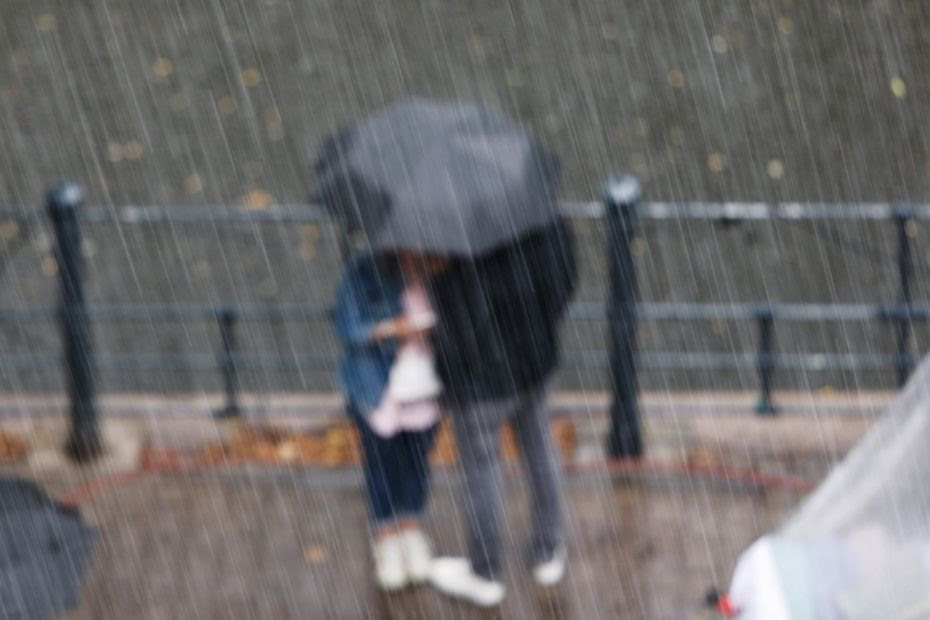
[717,594,738,616]
[59,448,815,507]
[567,457,815,492]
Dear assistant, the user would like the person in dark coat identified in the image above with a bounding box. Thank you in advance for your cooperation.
[428,218,577,606]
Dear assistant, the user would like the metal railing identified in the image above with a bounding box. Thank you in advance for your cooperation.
[0,177,924,461]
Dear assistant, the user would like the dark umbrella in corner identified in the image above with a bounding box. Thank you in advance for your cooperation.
[312,98,562,256]
[0,477,96,620]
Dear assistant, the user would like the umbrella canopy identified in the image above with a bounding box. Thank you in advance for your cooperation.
[313,98,562,256]
[0,478,96,620]
[727,355,930,619]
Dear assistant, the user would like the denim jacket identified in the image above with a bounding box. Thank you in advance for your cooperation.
[333,253,404,412]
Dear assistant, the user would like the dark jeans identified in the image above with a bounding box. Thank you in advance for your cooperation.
[348,402,438,529]
[451,387,563,580]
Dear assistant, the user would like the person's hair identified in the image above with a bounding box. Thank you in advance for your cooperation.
[374,251,403,277]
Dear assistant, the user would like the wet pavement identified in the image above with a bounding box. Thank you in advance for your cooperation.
[0,392,879,618]
[20,462,805,619]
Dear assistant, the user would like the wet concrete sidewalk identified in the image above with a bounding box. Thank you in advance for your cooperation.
[1,391,882,618]
[13,461,800,619]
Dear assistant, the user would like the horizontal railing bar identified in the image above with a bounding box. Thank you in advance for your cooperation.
[0,353,60,370]
[15,200,930,226]
[571,302,930,321]
[564,201,930,220]
[634,202,930,220]
[1,350,913,373]
[638,352,914,371]
[96,353,335,371]
[0,308,57,322]
[78,204,331,223]
[85,304,332,321]
[0,211,44,223]
[639,303,930,321]
[4,302,929,324]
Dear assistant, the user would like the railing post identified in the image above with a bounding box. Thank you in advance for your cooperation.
[604,176,643,458]
[755,309,776,415]
[47,182,103,462]
[894,212,913,387]
[215,307,241,418]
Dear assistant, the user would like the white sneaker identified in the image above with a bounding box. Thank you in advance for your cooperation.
[429,557,506,607]
[532,546,566,587]
[373,535,408,591]
[401,529,433,583]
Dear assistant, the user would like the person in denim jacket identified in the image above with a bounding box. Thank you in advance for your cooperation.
[333,250,445,590]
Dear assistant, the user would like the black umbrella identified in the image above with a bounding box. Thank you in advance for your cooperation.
[0,478,96,620]
[313,98,562,256]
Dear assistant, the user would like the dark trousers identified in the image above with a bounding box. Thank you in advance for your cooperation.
[451,387,564,579]
[348,403,438,528]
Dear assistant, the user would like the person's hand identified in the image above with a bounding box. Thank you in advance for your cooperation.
[372,319,403,341]
[374,317,423,340]
[373,315,435,341]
